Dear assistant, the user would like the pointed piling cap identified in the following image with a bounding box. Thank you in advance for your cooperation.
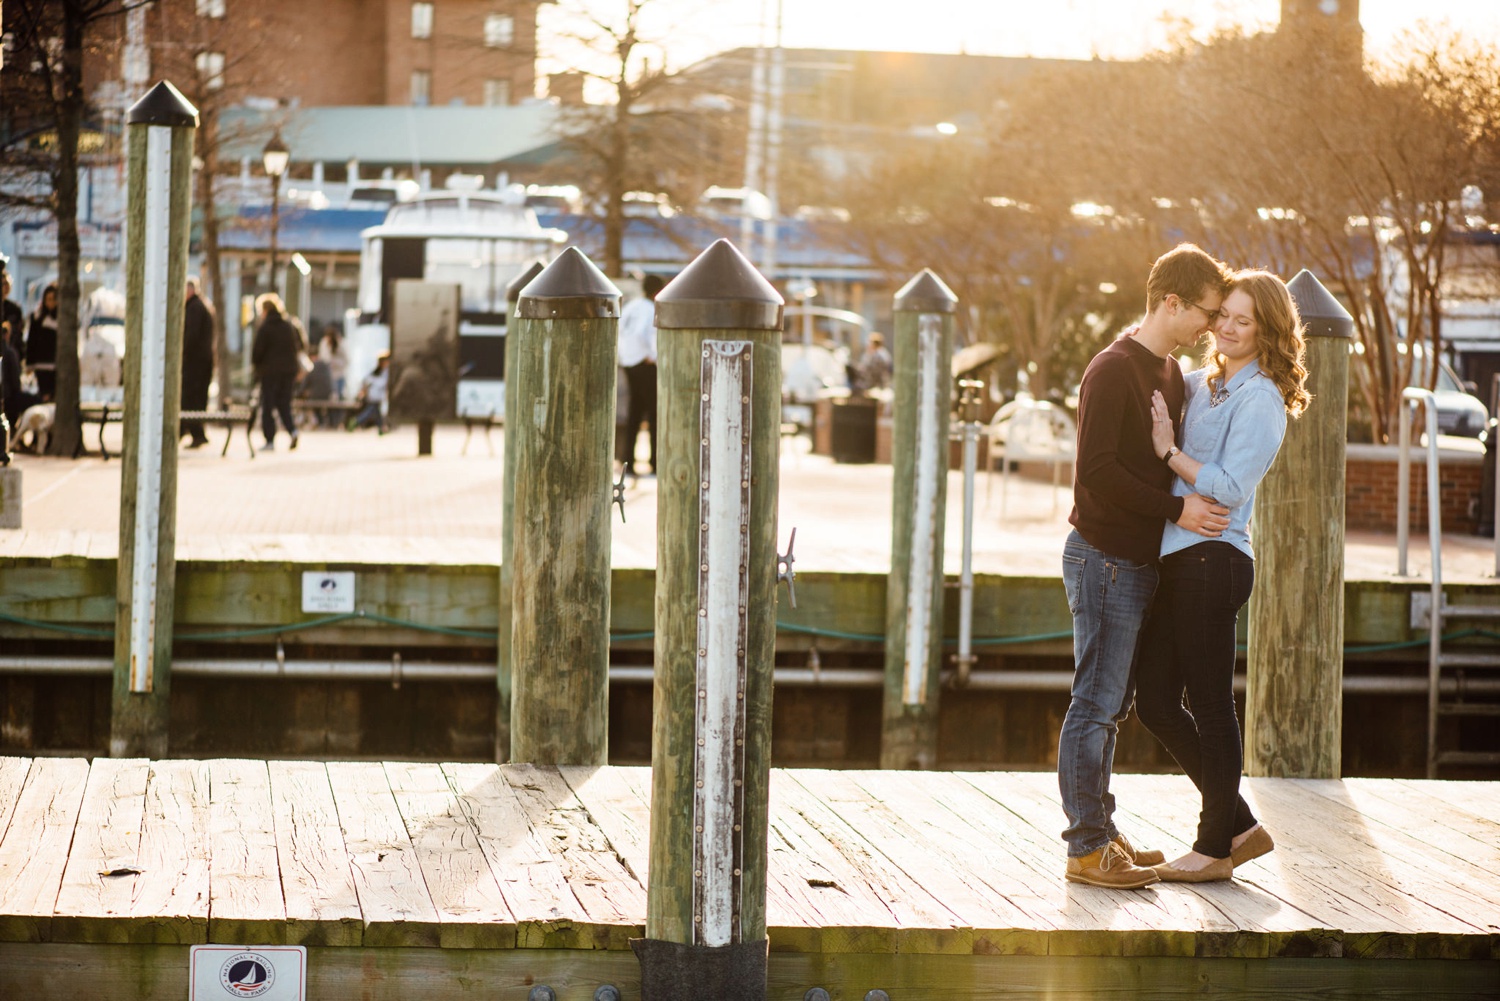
[893,268,958,314]
[655,238,784,331]
[1286,269,1353,339]
[126,81,199,128]
[505,258,547,304]
[516,247,621,319]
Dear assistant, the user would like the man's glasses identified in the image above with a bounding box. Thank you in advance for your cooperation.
[1176,295,1221,323]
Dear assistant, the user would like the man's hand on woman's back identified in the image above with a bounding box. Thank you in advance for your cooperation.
[1177,494,1230,537]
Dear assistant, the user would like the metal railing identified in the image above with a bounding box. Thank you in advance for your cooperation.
[1395,388,1446,776]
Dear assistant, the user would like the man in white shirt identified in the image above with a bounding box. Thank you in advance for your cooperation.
[618,274,665,476]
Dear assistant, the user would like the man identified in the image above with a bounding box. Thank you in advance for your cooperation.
[858,332,892,392]
[1059,243,1232,889]
[618,274,664,477]
[250,293,303,451]
[0,271,24,357]
[180,277,217,448]
[1,310,39,440]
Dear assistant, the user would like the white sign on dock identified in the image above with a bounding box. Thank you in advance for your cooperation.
[302,571,356,613]
[189,945,306,1000]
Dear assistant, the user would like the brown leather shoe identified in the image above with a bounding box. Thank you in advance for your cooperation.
[1066,842,1161,889]
[1113,833,1165,867]
[1230,825,1274,867]
[1153,856,1233,883]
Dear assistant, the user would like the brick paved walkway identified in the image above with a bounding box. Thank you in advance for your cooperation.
[3,423,1495,581]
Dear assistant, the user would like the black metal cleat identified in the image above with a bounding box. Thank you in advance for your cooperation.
[613,469,628,524]
[777,526,798,608]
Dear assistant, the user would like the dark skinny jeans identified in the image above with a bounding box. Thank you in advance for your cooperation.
[1135,541,1258,859]
[260,373,297,445]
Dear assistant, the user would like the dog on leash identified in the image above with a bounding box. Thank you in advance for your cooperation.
[13,402,55,454]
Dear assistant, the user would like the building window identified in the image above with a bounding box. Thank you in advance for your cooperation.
[195,51,225,91]
[411,69,431,106]
[483,79,510,106]
[411,2,433,39]
[484,14,514,48]
[197,0,226,17]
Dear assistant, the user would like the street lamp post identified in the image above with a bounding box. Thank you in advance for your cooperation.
[262,132,289,291]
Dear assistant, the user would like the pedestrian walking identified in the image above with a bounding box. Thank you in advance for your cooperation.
[250,293,303,451]
[618,274,664,477]
[180,277,216,448]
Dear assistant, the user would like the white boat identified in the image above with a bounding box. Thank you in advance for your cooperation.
[350,191,565,417]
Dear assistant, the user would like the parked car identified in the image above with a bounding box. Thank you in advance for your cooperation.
[1410,349,1489,438]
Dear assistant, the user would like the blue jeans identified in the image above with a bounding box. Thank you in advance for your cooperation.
[1058,530,1158,857]
[1136,542,1258,858]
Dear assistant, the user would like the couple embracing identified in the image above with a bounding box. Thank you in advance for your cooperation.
[1059,243,1310,888]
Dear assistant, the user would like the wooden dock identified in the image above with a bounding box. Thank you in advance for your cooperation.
[0,757,1496,999]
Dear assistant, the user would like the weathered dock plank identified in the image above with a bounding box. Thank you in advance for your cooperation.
[325,761,442,947]
[499,763,645,948]
[1110,771,1473,960]
[49,757,150,943]
[3,942,1496,1001]
[557,765,652,884]
[206,759,287,944]
[961,770,1255,958]
[0,758,87,942]
[266,760,363,945]
[806,769,1053,955]
[2,757,1499,999]
[0,756,34,844]
[441,761,597,950]
[383,760,516,949]
[124,761,213,943]
[772,770,971,955]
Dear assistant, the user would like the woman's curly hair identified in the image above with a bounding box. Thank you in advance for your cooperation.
[1201,269,1310,417]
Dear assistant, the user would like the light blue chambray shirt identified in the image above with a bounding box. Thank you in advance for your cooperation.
[1160,360,1288,560]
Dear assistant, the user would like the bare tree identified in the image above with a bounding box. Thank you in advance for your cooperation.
[1,0,147,457]
[147,2,288,403]
[840,61,1160,399]
[544,0,738,274]
[1157,23,1500,441]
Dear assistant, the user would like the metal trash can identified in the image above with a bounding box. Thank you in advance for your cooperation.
[830,397,878,463]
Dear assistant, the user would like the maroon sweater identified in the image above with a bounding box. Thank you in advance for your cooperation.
[1068,335,1187,565]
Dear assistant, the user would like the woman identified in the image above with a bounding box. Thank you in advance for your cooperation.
[26,283,58,400]
[1137,269,1310,882]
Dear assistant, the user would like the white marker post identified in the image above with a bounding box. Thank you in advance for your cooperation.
[881,270,958,770]
[640,239,783,1001]
[111,82,198,758]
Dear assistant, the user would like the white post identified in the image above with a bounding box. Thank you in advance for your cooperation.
[128,124,172,694]
[902,315,943,706]
[695,340,754,946]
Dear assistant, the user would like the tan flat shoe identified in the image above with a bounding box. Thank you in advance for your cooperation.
[1230,825,1274,867]
[1153,856,1233,883]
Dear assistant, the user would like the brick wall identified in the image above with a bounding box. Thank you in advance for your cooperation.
[84,0,539,109]
[1345,443,1485,533]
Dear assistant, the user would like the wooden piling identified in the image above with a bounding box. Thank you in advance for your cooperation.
[507,248,620,765]
[880,270,958,770]
[497,259,545,763]
[646,239,783,969]
[1245,269,1353,778]
[110,82,198,758]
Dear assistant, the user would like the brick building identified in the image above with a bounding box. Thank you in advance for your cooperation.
[82,0,548,110]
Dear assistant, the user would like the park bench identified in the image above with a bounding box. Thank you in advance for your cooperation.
[460,410,502,455]
[76,401,258,459]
